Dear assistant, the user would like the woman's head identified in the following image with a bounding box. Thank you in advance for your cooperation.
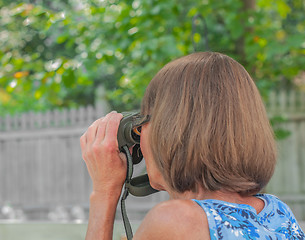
[141,52,276,195]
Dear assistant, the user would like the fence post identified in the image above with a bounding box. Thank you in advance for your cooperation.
[95,85,110,117]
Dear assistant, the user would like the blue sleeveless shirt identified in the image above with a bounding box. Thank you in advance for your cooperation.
[192,194,304,239]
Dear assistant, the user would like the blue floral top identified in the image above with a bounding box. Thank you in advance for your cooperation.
[193,194,304,239]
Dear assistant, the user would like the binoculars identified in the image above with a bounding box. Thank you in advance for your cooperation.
[117,112,157,240]
[117,112,157,197]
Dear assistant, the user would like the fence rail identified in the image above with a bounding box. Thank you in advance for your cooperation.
[266,90,305,114]
[0,106,98,132]
[0,90,304,221]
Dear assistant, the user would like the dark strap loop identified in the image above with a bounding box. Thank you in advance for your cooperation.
[125,174,159,197]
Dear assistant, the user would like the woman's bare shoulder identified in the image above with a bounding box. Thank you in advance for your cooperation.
[133,199,210,240]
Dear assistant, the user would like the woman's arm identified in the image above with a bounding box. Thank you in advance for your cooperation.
[80,112,127,240]
[85,191,121,239]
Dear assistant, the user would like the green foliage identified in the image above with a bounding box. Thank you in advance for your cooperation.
[0,0,304,116]
[270,115,291,140]
[246,0,305,97]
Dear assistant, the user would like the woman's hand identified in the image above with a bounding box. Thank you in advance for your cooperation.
[80,111,127,197]
[80,112,127,240]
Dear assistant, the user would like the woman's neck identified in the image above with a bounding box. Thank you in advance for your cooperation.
[168,188,240,201]
[167,188,265,214]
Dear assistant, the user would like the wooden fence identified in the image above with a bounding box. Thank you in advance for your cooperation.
[0,106,95,220]
[265,90,305,221]
[0,90,304,221]
[0,104,168,221]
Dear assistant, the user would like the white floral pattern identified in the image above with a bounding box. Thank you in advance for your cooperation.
[193,194,305,239]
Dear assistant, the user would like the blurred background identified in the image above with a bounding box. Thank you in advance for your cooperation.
[0,0,304,239]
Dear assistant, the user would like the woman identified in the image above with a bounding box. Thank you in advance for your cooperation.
[80,52,304,239]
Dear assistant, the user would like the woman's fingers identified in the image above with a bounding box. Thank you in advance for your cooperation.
[80,111,125,171]
[94,111,119,146]
[104,112,123,146]
[81,110,118,152]
[80,117,103,148]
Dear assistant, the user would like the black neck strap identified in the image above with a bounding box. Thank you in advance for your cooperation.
[120,146,158,240]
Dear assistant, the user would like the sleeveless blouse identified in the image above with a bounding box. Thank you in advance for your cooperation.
[193,194,304,239]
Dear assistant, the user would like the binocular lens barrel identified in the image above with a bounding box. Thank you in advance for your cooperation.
[117,112,141,150]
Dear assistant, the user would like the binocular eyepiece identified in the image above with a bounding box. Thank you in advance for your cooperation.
[117,112,143,164]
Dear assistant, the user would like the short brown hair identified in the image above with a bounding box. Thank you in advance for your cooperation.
[141,52,276,195]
